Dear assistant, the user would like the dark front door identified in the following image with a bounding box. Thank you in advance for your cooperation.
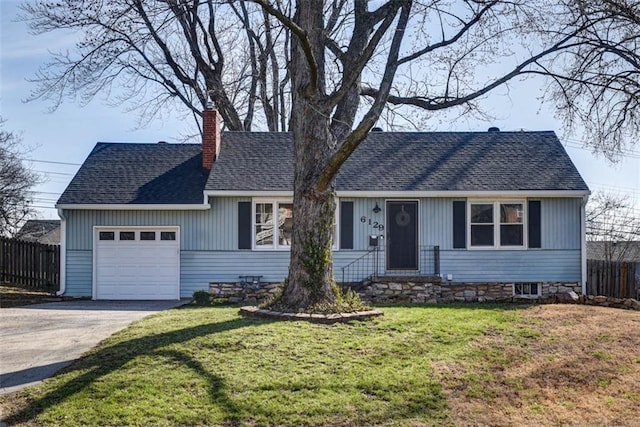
[386,201,418,270]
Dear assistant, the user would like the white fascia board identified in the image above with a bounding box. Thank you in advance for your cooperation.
[204,190,293,197]
[335,190,591,198]
[55,203,211,210]
[204,189,590,198]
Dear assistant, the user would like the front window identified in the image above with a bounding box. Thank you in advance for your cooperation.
[470,203,494,246]
[500,203,524,246]
[255,202,274,247]
[277,203,293,246]
[254,200,294,249]
[252,200,338,250]
[469,201,525,248]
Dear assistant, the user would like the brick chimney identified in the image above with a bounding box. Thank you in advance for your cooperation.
[202,107,220,170]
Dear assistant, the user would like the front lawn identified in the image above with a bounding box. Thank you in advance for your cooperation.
[2,304,639,426]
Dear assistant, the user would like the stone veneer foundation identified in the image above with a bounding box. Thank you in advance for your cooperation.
[354,277,582,304]
[209,278,582,305]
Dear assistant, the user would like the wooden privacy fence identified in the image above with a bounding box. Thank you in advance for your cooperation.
[586,259,638,299]
[0,237,60,289]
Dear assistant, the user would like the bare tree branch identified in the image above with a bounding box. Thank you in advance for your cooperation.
[250,0,319,95]
[318,1,412,191]
[0,118,41,237]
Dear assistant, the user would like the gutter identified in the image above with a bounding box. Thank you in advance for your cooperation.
[56,208,67,297]
[203,190,590,198]
[581,194,589,295]
[55,203,210,210]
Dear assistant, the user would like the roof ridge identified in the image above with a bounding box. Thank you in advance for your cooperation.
[220,130,557,134]
[95,141,201,145]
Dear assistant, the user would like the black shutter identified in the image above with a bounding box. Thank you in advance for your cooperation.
[238,201,252,249]
[340,201,354,249]
[528,200,541,248]
[452,200,466,249]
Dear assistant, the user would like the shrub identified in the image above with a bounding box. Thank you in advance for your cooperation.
[192,290,212,306]
[308,284,371,314]
[260,281,371,314]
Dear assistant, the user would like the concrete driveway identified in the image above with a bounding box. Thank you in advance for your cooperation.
[0,300,185,395]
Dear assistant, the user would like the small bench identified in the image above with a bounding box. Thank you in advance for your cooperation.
[239,275,263,291]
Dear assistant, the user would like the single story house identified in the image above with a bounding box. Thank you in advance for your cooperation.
[56,109,589,300]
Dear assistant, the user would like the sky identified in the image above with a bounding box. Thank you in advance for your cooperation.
[1,1,639,222]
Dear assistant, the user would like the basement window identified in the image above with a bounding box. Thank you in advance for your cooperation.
[514,283,541,297]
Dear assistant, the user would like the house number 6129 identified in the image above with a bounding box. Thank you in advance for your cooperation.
[360,216,384,230]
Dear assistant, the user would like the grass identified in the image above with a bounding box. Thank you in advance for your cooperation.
[2,303,639,426]
[0,284,58,308]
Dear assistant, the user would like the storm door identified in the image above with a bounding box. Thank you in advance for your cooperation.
[386,201,418,270]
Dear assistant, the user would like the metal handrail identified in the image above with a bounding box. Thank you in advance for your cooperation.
[340,248,378,283]
[340,245,440,284]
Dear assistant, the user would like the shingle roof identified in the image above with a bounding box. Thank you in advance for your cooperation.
[59,131,588,206]
[57,143,208,205]
[206,131,589,193]
[16,220,61,244]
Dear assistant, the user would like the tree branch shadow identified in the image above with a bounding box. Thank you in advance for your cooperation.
[3,316,265,425]
[156,349,242,424]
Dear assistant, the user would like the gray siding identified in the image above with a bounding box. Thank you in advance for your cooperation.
[181,250,291,290]
[347,197,456,250]
[65,197,249,251]
[439,249,581,282]
[541,198,581,250]
[348,198,385,250]
[182,250,371,296]
[422,198,456,249]
[182,250,373,284]
[66,250,92,296]
[65,197,581,251]
[343,197,581,251]
[62,196,584,296]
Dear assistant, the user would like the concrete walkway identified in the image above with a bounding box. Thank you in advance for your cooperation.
[0,300,185,394]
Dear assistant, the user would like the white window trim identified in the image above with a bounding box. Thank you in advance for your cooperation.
[251,198,340,251]
[467,200,527,250]
[253,198,292,250]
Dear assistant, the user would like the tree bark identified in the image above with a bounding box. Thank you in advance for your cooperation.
[279,0,338,310]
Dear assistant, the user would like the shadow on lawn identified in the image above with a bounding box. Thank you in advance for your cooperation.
[3,315,263,425]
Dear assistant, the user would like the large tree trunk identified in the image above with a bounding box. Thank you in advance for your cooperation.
[283,107,337,310]
[279,0,339,310]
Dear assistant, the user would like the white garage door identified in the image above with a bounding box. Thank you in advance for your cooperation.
[94,228,180,300]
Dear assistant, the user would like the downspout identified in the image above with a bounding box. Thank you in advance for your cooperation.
[580,194,589,295]
[56,208,67,296]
